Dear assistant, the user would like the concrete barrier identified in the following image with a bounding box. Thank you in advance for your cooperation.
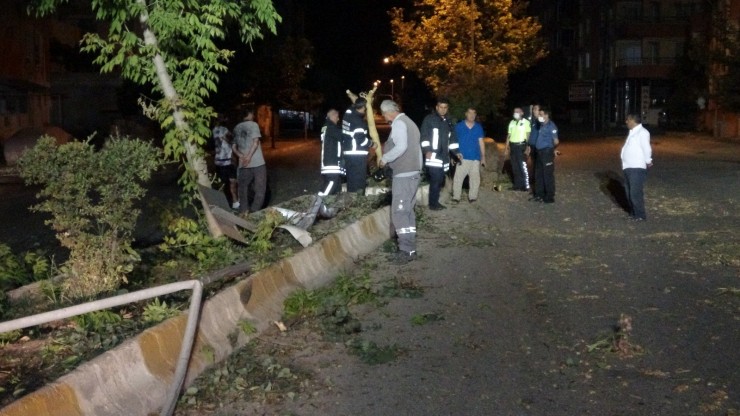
[0,206,391,416]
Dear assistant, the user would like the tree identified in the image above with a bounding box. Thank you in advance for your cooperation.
[390,0,546,117]
[712,11,740,112]
[31,0,281,236]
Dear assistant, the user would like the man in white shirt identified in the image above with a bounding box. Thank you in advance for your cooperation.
[621,113,653,221]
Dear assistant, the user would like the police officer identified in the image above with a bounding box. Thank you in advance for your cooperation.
[506,107,531,191]
[532,107,559,203]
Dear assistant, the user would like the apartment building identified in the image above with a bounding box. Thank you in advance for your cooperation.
[0,2,53,145]
[530,0,719,131]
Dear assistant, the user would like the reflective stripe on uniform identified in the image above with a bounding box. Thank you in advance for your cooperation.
[397,227,416,235]
[318,181,335,197]
[321,166,344,174]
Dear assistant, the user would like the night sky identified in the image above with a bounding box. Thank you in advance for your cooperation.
[299,0,423,113]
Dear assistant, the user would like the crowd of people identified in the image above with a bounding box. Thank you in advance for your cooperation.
[211,98,653,263]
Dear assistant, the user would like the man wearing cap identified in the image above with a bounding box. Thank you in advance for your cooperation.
[342,98,371,194]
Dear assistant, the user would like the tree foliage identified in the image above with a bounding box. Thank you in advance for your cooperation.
[390,0,546,117]
[30,0,281,193]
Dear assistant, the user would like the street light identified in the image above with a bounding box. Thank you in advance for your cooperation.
[383,57,390,64]
[390,79,394,97]
[401,75,405,91]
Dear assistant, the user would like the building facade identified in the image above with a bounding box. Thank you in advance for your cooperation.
[0,2,53,144]
[530,0,733,133]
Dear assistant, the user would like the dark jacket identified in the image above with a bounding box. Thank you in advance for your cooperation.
[321,120,344,175]
[420,111,459,171]
[527,115,541,148]
[341,108,370,156]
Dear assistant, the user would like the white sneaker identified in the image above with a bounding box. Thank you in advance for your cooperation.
[232,201,240,210]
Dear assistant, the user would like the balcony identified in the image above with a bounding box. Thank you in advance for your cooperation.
[613,57,677,79]
[614,15,702,38]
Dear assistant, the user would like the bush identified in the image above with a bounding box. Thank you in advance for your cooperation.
[18,135,161,299]
[159,216,241,272]
[0,244,50,291]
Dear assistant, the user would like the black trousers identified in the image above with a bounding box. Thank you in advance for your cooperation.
[534,147,555,202]
[509,143,529,190]
[344,155,368,193]
[427,166,446,207]
[319,173,342,196]
[624,168,648,219]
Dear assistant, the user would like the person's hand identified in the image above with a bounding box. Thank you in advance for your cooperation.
[647,162,653,168]
[379,159,386,168]
[425,151,431,160]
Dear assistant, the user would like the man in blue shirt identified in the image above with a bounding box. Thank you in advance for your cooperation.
[452,107,485,203]
[532,107,559,203]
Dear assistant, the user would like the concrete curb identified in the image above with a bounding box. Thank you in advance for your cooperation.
[0,206,391,416]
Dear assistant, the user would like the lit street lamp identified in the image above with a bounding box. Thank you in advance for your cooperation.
[390,79,394,97]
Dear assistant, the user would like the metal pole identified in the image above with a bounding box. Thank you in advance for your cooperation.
[0,280,204,416]
[160,281,203,416]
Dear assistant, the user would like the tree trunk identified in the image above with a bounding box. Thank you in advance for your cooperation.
[364,85,383,166]
[137,0,222,238]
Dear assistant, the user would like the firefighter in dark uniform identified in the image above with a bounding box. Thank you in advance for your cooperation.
[420,97,460,210]
[342,98,370,194]
[319,109,344,196]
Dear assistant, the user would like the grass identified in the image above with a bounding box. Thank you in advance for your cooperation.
[0,191,391,408]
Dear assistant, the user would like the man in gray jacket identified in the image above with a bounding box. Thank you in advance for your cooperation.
[379,100,423,264]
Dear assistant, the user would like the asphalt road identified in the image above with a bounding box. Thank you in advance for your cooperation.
[178,132,740,416]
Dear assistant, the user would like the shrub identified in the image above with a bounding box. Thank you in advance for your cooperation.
[159,216,241,272]
[0,244,50,291]
[18,135,161,299]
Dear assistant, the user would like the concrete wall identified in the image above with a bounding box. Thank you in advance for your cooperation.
[0,206,392,416]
